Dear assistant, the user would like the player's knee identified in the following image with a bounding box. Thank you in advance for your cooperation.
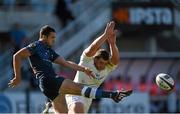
[52,95,68,113]
[52,101,60,113]
[69,102,84,113]
[74,102,84,112]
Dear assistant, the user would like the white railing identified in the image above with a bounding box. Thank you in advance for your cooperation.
[55,0,107,45]
[69,0,97,17]
[56,9,111,57]
[55,0,110,53]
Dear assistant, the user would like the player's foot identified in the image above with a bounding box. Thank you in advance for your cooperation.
[42,101,52,114]
[112,89,133,103]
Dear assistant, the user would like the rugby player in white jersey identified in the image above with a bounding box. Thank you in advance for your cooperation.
[65,21,132,113]
[43,21,132,114]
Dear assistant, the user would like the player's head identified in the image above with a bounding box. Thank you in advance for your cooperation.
[39,25,56,46]
[94,49,110,71]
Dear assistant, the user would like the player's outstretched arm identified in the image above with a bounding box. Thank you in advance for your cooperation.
[107,27,120,65]
[54,57,96,78]
[8,48,31,88]
[85,21,115,57]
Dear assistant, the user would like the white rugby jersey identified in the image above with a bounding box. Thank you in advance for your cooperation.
[74,51,117,87]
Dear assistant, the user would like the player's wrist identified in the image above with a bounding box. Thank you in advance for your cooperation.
[14,74,21,79]
[103,32,109,38]
[83,67,88,73]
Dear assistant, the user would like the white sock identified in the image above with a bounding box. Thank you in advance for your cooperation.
[81,86,97,98]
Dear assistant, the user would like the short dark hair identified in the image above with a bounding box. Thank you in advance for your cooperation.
[40,25,55,38]
[94,49,110,61]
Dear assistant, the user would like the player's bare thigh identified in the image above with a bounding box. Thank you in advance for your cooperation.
[59,78,83,95]
[68,102,84,114]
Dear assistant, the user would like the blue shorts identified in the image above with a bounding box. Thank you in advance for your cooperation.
[38,76,65,101]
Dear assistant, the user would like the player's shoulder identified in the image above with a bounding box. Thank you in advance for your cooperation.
[80,51,93,62]
[28,41,40,47]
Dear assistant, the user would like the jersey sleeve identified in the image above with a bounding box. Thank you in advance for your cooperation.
[80,49,93,63]
[25,42,37,55]
[50,49,60,62]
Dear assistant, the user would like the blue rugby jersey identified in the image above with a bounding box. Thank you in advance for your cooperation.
[26,41,59,79]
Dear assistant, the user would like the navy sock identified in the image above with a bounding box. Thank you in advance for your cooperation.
[95,89,117,98]
[81,86,116,99]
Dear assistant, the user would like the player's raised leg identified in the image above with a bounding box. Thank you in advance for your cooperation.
[56,78,132,102]
[50,78,132,114]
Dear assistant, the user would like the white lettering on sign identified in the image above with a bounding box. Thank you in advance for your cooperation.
[130,8,173,25]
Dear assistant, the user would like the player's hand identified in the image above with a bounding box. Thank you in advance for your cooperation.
[104,21,116,37]
[107,29,118,44]
[8,77,21,88]
[83,67,96,79]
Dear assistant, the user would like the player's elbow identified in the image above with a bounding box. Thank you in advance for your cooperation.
[13,52,22,61]
[13,53,18,59]
[112,58,120,65]
[116,57,120,63]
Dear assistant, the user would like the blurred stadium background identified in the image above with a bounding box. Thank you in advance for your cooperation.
[0,0,180,113]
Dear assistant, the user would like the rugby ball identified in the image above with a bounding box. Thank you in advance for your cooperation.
[155,73,174,91]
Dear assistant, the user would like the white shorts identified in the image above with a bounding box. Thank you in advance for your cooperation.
[65,94,92,112]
